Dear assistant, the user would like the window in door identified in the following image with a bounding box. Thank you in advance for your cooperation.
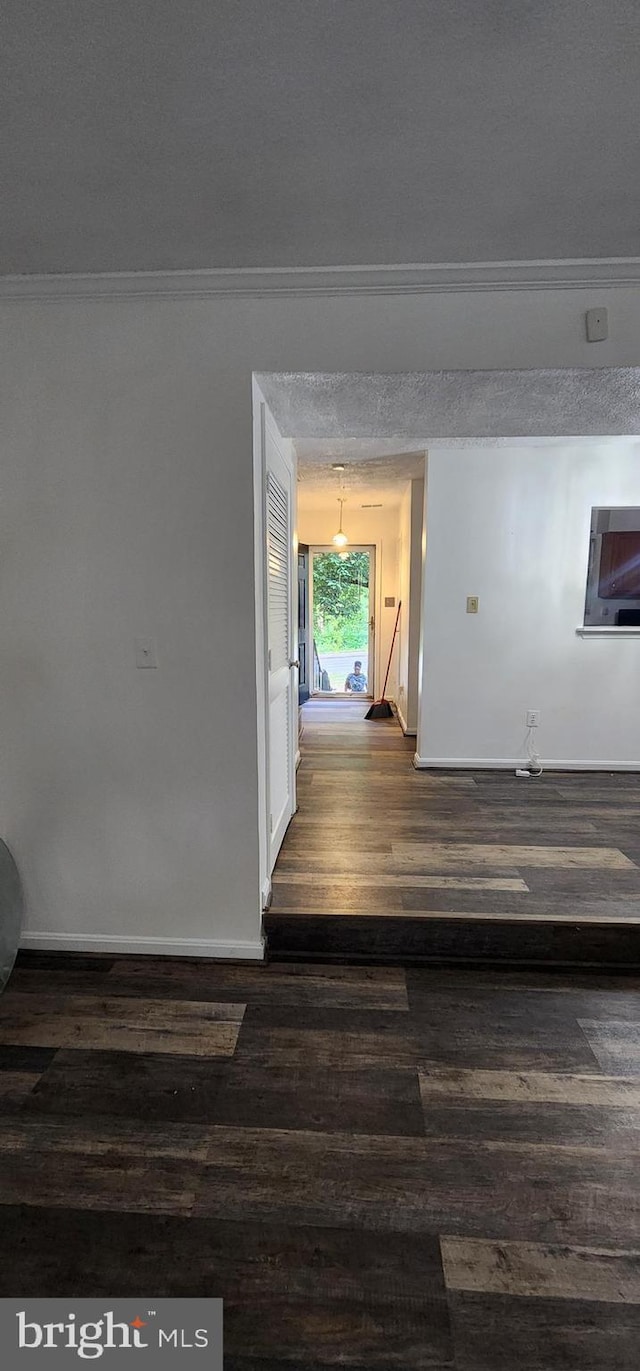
[310,547,374,695]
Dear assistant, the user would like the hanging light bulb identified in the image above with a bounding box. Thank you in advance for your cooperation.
[332,497,348,548]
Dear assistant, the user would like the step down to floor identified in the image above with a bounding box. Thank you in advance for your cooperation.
[264,911,640,968]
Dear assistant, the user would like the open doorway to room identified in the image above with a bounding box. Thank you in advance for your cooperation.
[253,373,427,910]
[310,546,375,698]
[296,469,425,730]
[254,370,640,970]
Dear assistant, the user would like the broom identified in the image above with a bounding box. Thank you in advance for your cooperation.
[365,600,401,720]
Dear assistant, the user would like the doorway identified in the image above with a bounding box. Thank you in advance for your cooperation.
[310,546,375,698]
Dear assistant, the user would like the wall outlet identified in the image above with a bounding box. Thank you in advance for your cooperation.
[526,709,541,728]
[466,596,479,614]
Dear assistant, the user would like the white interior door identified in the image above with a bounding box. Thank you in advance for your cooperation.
[264,415,297,871]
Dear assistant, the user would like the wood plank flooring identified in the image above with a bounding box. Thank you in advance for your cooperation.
[266,699,640,964]
[1,951,640,1367]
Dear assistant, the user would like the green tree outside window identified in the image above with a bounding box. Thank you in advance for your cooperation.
[313,551,370,652]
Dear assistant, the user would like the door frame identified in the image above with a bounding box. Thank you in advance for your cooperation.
[309,544,376,698]
[252,379,298,911]
[297,543,310,707]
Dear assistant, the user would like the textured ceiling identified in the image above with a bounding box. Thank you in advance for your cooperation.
[2,1,640,274]
[297,451,425,496]
[257,370,640,452]
[297,476,414,508]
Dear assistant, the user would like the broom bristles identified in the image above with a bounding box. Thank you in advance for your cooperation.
[364,700,394,720]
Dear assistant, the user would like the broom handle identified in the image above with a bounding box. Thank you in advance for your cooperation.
[380,600,402,701]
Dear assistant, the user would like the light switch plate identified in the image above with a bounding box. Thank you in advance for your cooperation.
[135,637,158,669]
[466,596,479,614]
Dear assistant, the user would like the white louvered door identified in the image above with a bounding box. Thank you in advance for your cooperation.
[265,417,296,871]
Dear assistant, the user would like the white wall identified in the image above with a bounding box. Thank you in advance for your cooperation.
[1,302,268,957]
[417,437,640,769]
[397,476,424,733]
[298,497,403,699]
[2,280,639,954]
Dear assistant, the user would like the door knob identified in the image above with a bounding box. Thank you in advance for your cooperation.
[289,659,300,669]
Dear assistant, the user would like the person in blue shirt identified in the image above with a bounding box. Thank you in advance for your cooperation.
[344,660,367,692]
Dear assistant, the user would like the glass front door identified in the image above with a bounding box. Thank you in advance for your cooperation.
[310,547,374,697]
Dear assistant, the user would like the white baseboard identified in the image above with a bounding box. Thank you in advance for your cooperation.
[396,704,417,737]
[261,877,272,910]
[20,931,266,960]
[414,755,640,771]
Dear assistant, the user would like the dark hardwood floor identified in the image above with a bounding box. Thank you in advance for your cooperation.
[2,702,640,1364]
[266,699,640,964]
[1,951,640,1367]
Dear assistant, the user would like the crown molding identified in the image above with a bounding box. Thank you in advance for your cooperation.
[1,258,640,301]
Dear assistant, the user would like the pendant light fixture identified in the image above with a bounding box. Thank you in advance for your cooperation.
[332,497,348,548]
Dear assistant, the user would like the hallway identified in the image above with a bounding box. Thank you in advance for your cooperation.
[266,700,640,965]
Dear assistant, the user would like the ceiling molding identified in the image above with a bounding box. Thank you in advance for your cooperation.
[1,258,640,302]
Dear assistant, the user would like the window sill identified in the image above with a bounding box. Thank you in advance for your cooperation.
[576,626,640,637]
